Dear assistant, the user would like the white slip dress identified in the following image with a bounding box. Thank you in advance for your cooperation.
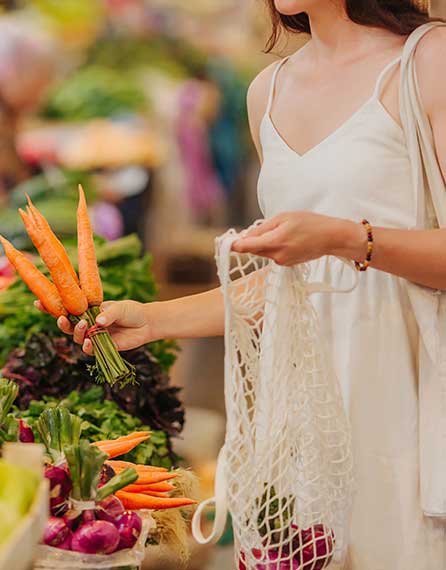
[257,55,446,570]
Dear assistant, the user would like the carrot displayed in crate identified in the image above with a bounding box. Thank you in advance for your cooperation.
[0,236,67,318]
[132,471,177,486]
[19,208,88,316]
[93,436,150,459]
[116,490,196,511]
[26,195,79,286]
[123,482,175,493]
[77,184,103,306]
[107,459,166,473]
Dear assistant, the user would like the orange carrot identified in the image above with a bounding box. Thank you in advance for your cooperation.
[95,432,151,447]
[107,459,166,472]
[26,196,79,286]
[93,436,150,459]
[141,491,169,499]
[77,185,103,306]
[19,209,88,315]
[116,490,196,511]
[131,471,177,486]
[0,236,67,318]
[123,482,175,493]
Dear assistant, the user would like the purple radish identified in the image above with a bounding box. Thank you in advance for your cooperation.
[18,419,34,443]
[71,520,120,554]
[44,465,72,516]
[55,532,73,551]
[97,495,125,524]
[115,511,142,550]
[43,517,71,547]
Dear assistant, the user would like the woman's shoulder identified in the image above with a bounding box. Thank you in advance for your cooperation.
[414,25,446,115]
[247,60,281,120]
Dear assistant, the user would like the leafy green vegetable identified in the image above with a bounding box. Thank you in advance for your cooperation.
[41,66,146,121]
[15,387,174,469]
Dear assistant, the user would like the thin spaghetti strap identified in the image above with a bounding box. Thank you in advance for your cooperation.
[265,57,290,116]
[373,56,402,99]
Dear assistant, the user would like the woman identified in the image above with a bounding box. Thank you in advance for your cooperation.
[50,1,446,567]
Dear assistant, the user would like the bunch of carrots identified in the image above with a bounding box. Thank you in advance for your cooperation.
[94,431,196,511]
[0,186,135,386]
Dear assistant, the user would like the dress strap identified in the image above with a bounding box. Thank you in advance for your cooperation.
[373,56,402,99]
[265,57,290,115]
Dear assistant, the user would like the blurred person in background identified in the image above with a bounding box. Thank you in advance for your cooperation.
[49,1,446,568]
[0,17,55,203]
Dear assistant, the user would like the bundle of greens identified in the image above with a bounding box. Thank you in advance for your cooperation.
[37,407,82,465]
[0,379,19,446]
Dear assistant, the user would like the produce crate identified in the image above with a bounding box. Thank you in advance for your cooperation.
[33,513,155,570]
[0,445,48,570]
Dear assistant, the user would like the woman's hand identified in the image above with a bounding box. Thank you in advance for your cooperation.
[232,212,364,266]
[36,299,159,355]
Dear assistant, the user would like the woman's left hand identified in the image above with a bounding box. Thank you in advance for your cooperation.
[232,211,362,266]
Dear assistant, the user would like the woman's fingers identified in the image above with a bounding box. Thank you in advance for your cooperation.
[34,300,48,313]
[232,227,283,254]
[56,315,74,335]
[243,217,281,238]
[82,338,94,355]
[73,319,88,344]
[96,301,122,327]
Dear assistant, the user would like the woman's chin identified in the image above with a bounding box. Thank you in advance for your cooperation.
[274,0,308,15]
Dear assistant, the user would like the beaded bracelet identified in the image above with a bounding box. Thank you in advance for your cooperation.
[355,219,374,272]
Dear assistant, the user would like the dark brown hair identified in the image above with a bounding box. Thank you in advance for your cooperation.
[265,1,433,51]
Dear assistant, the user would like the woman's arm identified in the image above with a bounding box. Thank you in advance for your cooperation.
[234,29,446,291]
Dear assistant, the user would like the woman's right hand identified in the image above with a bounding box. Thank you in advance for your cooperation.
[36,300,158,355]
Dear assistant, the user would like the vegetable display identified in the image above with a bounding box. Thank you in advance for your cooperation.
[1,187,136,387]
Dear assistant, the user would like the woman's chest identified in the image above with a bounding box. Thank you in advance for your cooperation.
[258,107,416,228]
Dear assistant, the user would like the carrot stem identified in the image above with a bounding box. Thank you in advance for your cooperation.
[70,306,135,387]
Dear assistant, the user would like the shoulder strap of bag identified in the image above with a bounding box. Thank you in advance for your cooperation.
[400,22,446,229]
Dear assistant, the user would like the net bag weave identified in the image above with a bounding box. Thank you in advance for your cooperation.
[193,227,357,570]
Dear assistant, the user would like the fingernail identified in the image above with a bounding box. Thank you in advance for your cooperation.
[96,316,106,325]
[57,317,63,327]
[78,320,87,329]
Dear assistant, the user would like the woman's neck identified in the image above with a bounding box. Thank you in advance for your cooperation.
[305,3,405,64]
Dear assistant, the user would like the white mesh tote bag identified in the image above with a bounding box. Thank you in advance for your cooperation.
[193,228,357,570]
